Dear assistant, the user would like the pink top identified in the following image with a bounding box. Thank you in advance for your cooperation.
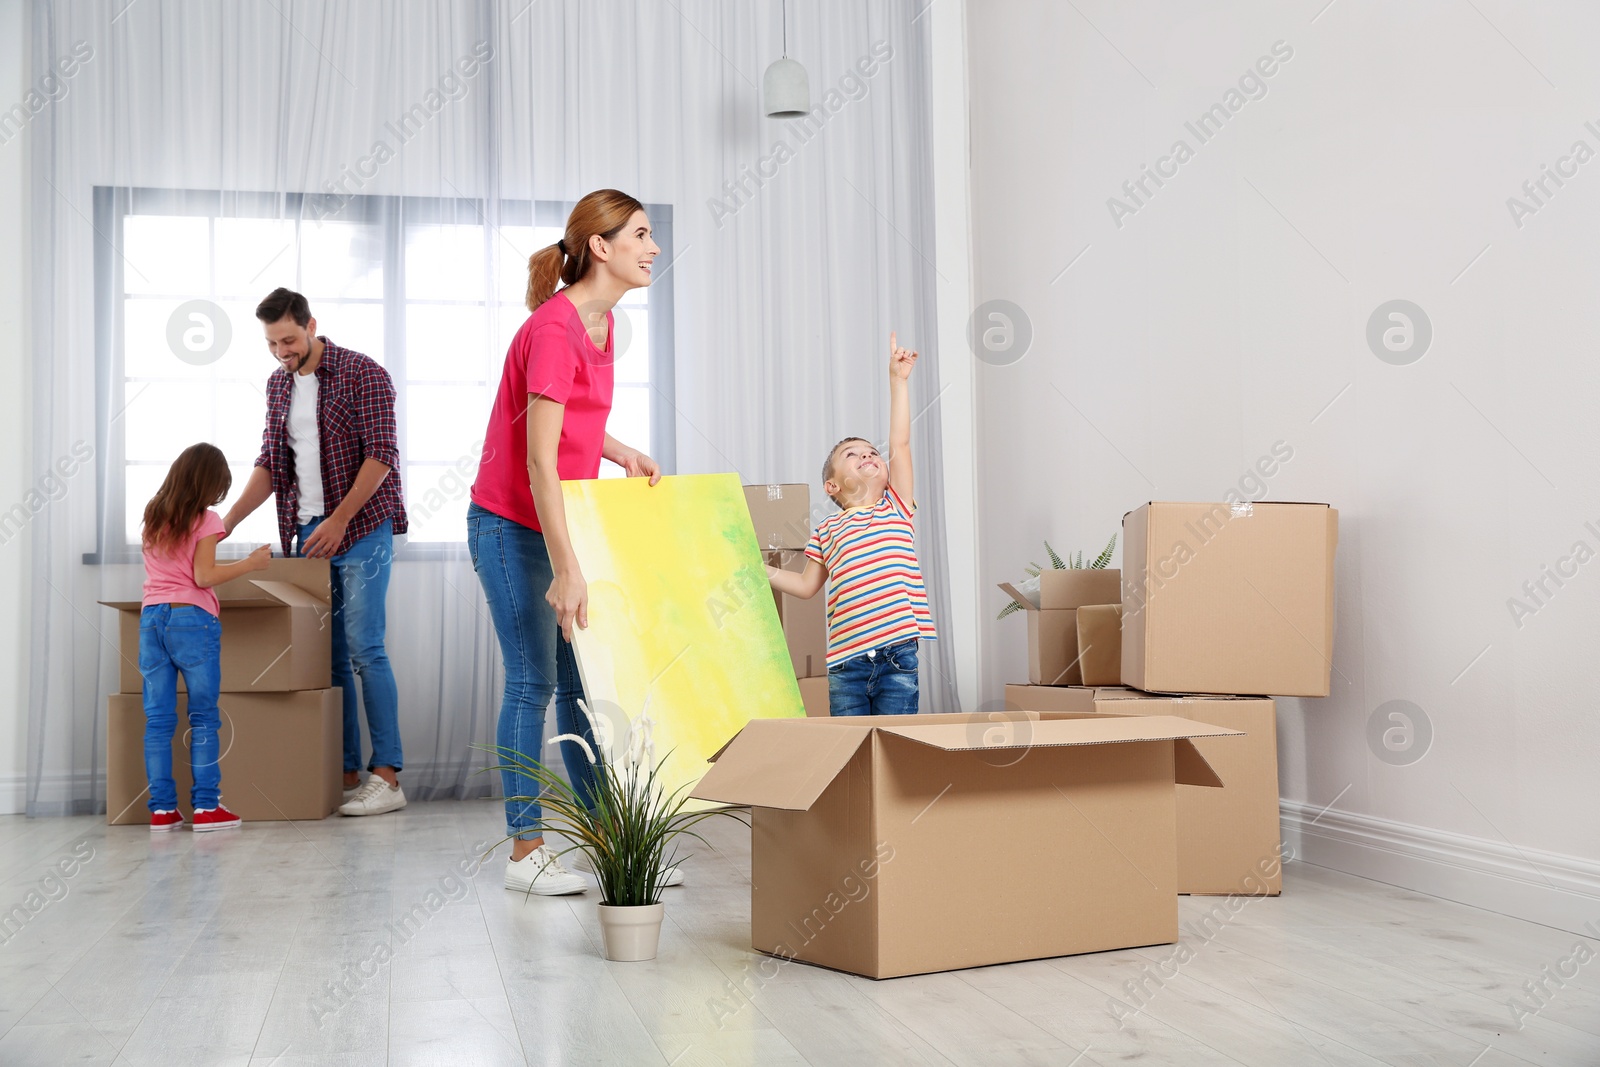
[141,510,227,616]
[471,294,615,532]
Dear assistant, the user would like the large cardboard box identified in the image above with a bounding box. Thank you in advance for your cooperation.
[767,550,828,678]
[1005,685,1282,896]
[691,711,1242,979]
[1121,502,1337,696]
[998,569,1121,685]
[101,557,333,694]
[797,676,829,717]
[106,689,342,825]
[743,483,812,551]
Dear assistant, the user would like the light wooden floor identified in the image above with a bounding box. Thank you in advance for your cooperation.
[0,803,1595,1066]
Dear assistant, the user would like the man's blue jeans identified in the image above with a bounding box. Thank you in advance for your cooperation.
[467,503,602,841]
[140,604,223,812]
[297,517,402,773]
[827,638,921,716]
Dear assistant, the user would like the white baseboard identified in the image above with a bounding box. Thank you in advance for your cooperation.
[0,774,23,815]
[1281,799,1600,937]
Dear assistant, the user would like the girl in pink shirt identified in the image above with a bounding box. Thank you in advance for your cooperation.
[140,443,269,832]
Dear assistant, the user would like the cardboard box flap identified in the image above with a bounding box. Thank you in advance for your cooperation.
[690,719,873,810]
[997,582,1037,612]
[246,579,331,609]
[1174,739,1224,789]
[875,714,1243,753]
[98,600,143,612]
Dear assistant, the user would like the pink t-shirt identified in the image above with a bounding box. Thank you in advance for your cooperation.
[141,510,227,616]
[471,293,615,532]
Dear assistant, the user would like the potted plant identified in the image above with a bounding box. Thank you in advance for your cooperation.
[487,700,744,962]
[997,535,1116,619]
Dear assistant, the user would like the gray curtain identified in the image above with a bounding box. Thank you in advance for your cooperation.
[25,0,954,816]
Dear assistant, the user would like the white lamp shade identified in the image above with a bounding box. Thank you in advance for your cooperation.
[764,57,809,117]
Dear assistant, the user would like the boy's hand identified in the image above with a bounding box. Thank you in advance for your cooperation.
[890,331,918,380]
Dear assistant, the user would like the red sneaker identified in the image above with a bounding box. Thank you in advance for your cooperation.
[150,810,185,833]
[192,805,242,832]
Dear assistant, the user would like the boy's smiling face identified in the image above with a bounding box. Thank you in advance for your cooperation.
[825,438,887,508]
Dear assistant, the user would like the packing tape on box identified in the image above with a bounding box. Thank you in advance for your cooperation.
[767,484,782,501]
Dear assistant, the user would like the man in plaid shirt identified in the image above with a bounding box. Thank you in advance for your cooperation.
[224,288,409,818]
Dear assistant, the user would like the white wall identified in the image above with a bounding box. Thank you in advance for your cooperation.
[966,0,1600,929]
[0,0,31,814]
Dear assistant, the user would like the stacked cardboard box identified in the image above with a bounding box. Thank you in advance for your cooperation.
[1000,501,1338,896]
[744,484,830,714]
[99,557,344,824]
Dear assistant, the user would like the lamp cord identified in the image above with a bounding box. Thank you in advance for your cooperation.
[782,0,788,56]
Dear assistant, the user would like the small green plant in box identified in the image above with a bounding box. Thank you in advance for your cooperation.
[997,534,1116,619]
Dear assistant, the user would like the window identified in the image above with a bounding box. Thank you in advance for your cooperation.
[93,189,676,560]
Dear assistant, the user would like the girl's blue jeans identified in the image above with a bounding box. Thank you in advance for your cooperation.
[139,603,223,812]
[467,503,602,840]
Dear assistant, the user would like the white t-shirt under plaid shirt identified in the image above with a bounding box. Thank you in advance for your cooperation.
[805,486,938,667]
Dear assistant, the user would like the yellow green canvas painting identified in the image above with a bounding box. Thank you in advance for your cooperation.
[560,472,805,802]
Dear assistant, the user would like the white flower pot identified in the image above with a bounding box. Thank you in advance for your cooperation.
[596,902,665,961]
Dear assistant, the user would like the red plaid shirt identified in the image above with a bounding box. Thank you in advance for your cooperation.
[254,337,407,556]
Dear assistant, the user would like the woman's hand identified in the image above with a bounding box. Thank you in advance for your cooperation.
[614,446,663,486]
[547,568,589,642]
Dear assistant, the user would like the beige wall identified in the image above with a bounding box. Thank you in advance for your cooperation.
[966,0,1600,918]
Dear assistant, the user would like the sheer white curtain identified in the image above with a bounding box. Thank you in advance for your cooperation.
[25,0,954,815]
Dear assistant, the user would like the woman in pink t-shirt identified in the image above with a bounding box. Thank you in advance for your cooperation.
[468,189,663,896]
[140,443,270,832]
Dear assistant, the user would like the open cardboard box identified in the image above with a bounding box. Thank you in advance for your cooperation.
[100,557,333,694]
[997,569,1121,686]
[106,689,342,824]
[691,710,1242,979]
[1006,685,1283,896]
[797,676,829,717]
[1121,501,1337,696]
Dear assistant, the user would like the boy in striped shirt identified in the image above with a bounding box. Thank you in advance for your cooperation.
[767,332,937,715]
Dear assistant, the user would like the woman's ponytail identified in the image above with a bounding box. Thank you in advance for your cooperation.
[524,189,646,312]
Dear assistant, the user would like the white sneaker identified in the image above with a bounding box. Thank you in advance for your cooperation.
[339,777,406,816]
[505,845,588,896]
[343,778,362,800]
[571,851,685,887]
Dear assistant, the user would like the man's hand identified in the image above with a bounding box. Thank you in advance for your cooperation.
[615,447,663,486]
[890,330,918,380]
[301,515,348,558]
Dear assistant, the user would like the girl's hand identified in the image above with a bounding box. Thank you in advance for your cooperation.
[248,545,273,572]
[548,569,589,642]
[890,330,918,380]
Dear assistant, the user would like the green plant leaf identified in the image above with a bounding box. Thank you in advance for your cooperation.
[1044,540,1066,570]
[1091,533,1117,569]
[997,600,1022,620]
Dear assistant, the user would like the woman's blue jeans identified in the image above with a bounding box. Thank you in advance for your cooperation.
[139,604,223,812]
[467,503,602,840]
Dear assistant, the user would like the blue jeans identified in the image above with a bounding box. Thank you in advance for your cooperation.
[296,517,402,774]
[467,503,602,840]
[827,638,921,716]
[139,604,223,812]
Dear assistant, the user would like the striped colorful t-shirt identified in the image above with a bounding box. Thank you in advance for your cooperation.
[805,486,938,667]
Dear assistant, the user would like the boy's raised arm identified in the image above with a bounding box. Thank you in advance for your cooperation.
[888,331,918,505]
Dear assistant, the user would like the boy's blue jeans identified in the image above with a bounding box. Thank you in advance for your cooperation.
[467,503,603,840]
[828,638,921,716]
[139,604,223,812]
[296,517,403,774]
